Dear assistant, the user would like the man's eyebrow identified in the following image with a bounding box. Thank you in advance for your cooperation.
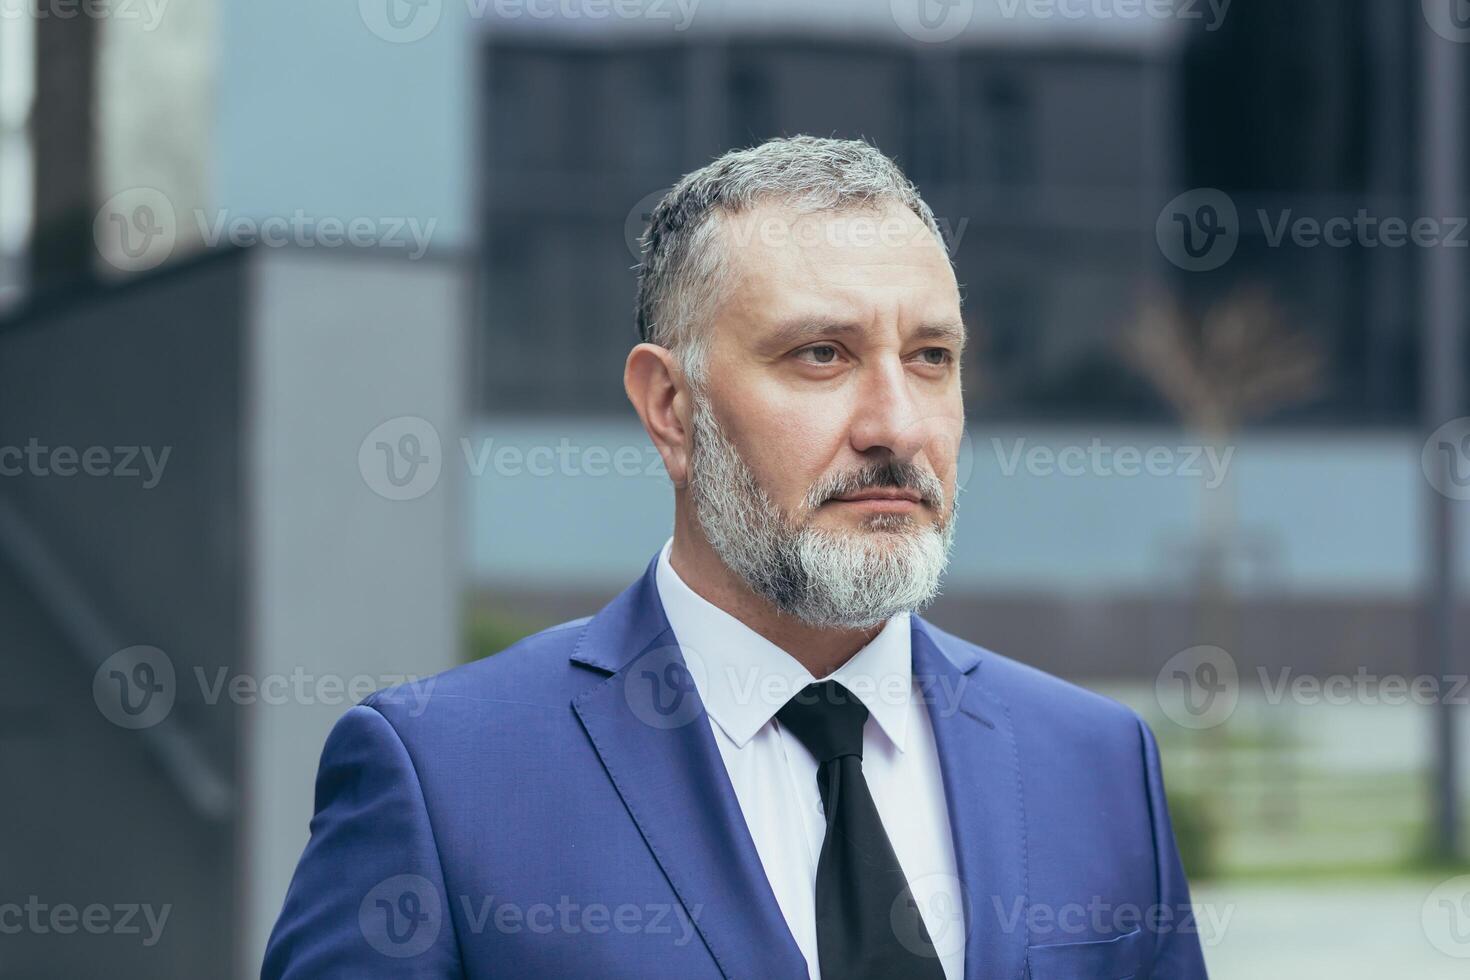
[911,321,968,352]
[761,318,864,350]
[762,318,968,352]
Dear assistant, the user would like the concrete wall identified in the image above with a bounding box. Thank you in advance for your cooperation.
[240,247,466,975]
[0,246,466,979]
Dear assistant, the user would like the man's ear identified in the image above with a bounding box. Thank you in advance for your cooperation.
[624,343,692,488]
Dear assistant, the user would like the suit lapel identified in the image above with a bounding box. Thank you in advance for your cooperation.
[569,559,809,980]
[912,619,1029,980]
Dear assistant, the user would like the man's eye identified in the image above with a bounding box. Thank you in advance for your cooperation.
[918,348,953,366]
[799,345,840,364]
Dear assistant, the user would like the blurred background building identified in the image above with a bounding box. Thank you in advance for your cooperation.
[0,0,1466,976]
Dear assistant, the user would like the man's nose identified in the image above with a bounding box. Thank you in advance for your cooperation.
[848,360,928,461]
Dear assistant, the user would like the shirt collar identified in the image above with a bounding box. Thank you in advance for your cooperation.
[654,537,913,753]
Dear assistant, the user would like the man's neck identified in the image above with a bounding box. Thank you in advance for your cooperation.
[667,510,884,679]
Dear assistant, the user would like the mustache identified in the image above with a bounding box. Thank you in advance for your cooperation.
[805,460,945,511]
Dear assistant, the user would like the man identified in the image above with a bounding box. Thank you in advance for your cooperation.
[264,136,1208,979]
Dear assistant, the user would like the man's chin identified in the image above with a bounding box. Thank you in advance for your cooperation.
[807,510,934,539]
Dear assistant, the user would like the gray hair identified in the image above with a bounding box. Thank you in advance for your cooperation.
[634,135,948,385]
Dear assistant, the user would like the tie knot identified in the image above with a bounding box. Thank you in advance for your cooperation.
[776,680,869,763]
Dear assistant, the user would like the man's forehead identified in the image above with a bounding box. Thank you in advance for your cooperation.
[714,202,960,329]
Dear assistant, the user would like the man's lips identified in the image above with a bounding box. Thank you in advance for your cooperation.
[829,489,924,505]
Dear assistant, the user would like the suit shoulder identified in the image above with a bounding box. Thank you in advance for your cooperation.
[923,619,1144,735]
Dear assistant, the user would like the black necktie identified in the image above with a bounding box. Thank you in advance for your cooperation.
[776,680,948,980]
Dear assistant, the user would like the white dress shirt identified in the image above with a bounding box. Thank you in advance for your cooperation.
[654,538,966,980]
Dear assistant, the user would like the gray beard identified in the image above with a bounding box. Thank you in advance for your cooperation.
[686,393,956,630]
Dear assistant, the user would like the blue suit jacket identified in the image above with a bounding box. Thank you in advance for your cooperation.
[263,555,1208,979]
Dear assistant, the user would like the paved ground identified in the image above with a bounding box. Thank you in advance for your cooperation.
[1193,878,1470,979]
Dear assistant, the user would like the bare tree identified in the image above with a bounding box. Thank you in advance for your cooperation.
[1124,285,1326,844]
[1126,286,1324,439]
